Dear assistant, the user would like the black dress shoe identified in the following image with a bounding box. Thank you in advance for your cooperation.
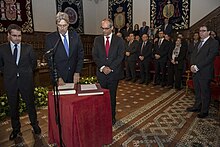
[161,83,166,87]
[131,79,136,83]
[33,125,41,134]
[167,85,173,89]
[197,113,208,118]
[186,107,201,112]
[9,130,21,140]
[153,83,159,86]
[112,118,116,125]
[125,78,131,81]
[145,82,149,85]
[139,81,144,84]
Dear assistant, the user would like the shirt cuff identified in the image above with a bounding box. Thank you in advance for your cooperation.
[100,66,105,72]
[194,65,199,71]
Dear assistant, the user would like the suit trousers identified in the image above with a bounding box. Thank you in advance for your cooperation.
[154,61,167,85]
[140,60,150,82]
[126,60,136,80]
[7,82,38,131]
[193,75,211,113]
[167,63,183,89]
[99,79,119,119]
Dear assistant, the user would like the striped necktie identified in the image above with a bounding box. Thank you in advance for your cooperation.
[197,40,204,53]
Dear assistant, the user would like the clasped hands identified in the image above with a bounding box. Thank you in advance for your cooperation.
[171,60,176,64]
[190,65,197,73]
[103,66,112,75]
[155,54,160,59]
[125,52,130,56]
[139,56,144,61]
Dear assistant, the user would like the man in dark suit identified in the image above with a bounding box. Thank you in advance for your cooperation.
[92,18,125,125]
[0,24,41,140]
[121,22,133,40]
[186,25,219,118]
[153,31,170,86]
[139,21,149,37]
[138,33,153,85]
[187,32,200,66]
[45,12,84,85]
[125,32,139,82]
[162,18,172,36]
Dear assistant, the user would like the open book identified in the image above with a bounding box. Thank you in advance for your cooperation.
[77,84,104,96]
[58,83,75,90]
[57,83,76,95]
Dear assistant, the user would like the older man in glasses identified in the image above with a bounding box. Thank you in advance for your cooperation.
[92,18,125,125]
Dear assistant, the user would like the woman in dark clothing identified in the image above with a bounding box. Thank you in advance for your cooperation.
[167,37,187,90]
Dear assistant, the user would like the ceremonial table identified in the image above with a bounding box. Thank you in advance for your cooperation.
[48,89,112,147]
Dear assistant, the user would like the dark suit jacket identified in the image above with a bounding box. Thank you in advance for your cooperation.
[187,41,198,64]
[138,41,153,62]
[153,39,170,62]
[139,26,149,37]
[162,24,172,35]
[121,27,133,38]
[45,31,84,82]
[168,44,187,69]
[0,43,36,93]
[191,37,219,79]
[125,40,139,61]
[92,35,125,81]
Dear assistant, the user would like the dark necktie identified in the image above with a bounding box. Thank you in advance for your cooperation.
[63,35,69,56]
[197,40,204,53]
[105,36,110,57]
[158,39,162,47]
[141,42,145,54]
[14,44,18,63]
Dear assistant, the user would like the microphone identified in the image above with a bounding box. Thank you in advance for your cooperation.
[44,37,61,56]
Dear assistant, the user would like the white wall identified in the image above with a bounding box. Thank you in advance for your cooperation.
[32,0,220,34]
[31,0,56,32]
[83,1,98,34]
[190,0,220,26]
[133,0,150,30]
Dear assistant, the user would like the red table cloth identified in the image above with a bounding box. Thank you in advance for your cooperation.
[48,89,112,147]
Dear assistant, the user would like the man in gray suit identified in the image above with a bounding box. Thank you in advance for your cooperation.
[0,24,41,140]
[186,25,219,118]
[45,12,84,85]
[92,18,125,125]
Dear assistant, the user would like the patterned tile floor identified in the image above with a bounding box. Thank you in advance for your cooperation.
[0,80,219,147]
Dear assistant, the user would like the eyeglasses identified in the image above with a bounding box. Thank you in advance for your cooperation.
[10,34,21,37]
[199,30,207,32]
[100,27,110,30]
[57,24,68,28]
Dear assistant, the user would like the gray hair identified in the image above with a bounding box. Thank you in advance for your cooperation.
[56,12,69,24]
[102,18,113,28]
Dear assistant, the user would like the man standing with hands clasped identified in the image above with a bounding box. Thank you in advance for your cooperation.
[92,18,125,125]
[186,25,219,118]
[0,24,41,140]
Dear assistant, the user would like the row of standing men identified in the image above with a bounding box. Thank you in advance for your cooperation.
[123,30,187,91]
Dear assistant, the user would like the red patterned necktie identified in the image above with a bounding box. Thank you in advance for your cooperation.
[105,36,110,57]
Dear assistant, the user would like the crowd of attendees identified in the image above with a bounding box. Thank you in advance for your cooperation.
[115,18,220,90]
